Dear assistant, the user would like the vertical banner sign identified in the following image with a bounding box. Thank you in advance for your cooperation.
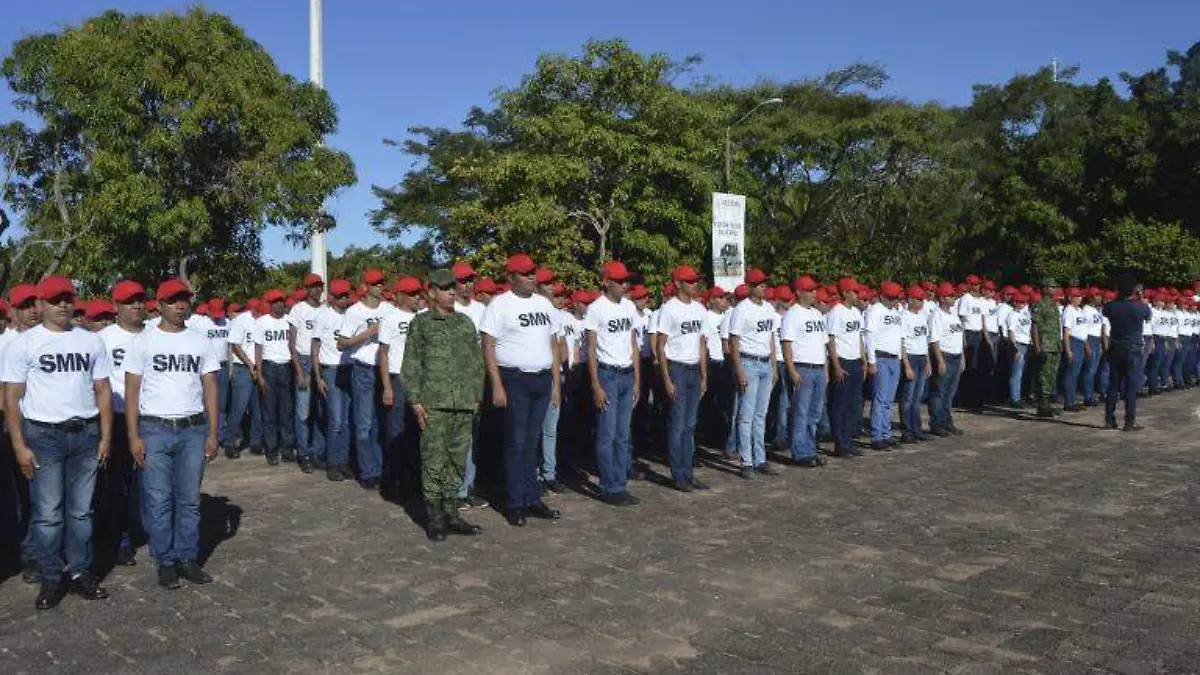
[711,192,746,292]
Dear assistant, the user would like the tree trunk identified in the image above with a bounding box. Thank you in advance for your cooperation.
[43,235,75,278]
[179,255,191,287]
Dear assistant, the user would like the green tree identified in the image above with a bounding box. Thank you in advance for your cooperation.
[0,8,355,292]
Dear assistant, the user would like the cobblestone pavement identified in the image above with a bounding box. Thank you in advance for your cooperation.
[3,392,1200,674]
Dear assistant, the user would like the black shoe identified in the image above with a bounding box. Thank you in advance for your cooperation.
[947,425,964,437]
[21,560,40,584]
[739,466,755,479]
[116,546,137,567]
[1105,420,1119,430]
[754,463,779,476]
[870,440,891,451]
[464,494,489,509]
[528,501,561,520]
[222,445,240,459]
[793,456,823,467]
[155,566,178,591]
[299,458,314,474]
[1063,404,1084,413]
[928,427,950,437]
[627,468,646,481]
[506,509,527,527]
[690,479,711,490]
[674,480,695,493]
[68,572,108,600]
[832,445,856,457]
[445,513,483,535]
[35,582,64,609]
[339,465,355,479]
[176,560,212,584]
[280,448,297,463]
[266,454,280,466]
[249,445,265,455]
[915,431,931,441]
[900,434,918,444]
[542,479,567,494]
[358,477,380,490]
[1123,423,1144,432]
[1035,406,1054,418]
[601,492,639,506]
[1084,400,1097,408]
[426,515,448,542]
[326,466,346,482]
[887,437,901,447]
[312,458,327,470]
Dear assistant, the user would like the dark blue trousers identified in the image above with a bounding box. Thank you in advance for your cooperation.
[500,368,552,510]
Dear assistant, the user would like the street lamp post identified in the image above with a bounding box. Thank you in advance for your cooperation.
[724,97,783,191]
[309,0,327,284]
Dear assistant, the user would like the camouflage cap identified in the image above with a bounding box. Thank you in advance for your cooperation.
[1040,277,1059,289]
[428,268,456,289]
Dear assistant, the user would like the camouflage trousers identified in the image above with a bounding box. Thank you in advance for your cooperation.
[422,409,473,517]
[1034,350,1061,403]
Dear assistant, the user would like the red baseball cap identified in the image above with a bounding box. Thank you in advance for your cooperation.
[734,284,749,300]
[363,269,386,286]
[983,280,997,291]
[964,274,981,285]
[506,254,537,275]
[449,262,475,281]
[793,276,819,292]
[303,273,324,287]
[195,303,210,316]
[671,265,701,283]
[764,287,776,301]
[36,276,76,301]
[1002,285,1017,294]
[907,286,926,301]
[1067,287,1083,298]
[836,277,859,294]
[145,299,159,312]
[9,284,37,308]
[1012,292,1027,303]
[291,288,305,301]
[956,283,968,293]
[393,276,422,295]
[534,267,556,285]
[601,260,632,282]
[1019,284,1034,295]
[880,281,903,299]
[745,268,768,285]
[774,286,795,303]
[570,290,590,305]
[285,297,297,308]
[709,285,727,298]
[662,282,677,298]
[474,277,497,294]
[209,301,226,320]
[329,279,352,296]
[551,281,567,297]
[73,299,86,314]
[84,298,115,320]
[627,284,648,299]
[936,282,957,298]
[111,280,146,304]
[155,278,192,302]
[263,288,285,304]
[1030,291,1042,303]
[227,303,242,314]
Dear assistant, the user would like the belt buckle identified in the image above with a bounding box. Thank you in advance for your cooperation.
[63,418,84,432]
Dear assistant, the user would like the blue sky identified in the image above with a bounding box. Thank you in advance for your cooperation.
[3,0,1197,266]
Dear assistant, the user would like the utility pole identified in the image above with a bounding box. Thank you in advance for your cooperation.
[1051,56,1059,83]
[309,0,328,283]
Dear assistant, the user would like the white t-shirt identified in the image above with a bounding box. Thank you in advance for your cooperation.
[995,302,1013,336]
[227,312,258,367]
[824,303,864,361]
[1082,305,1103,338]
[727,298,777,359]
[187,314,230,363]
[634,311,652,359]
[774,309,786,363]
[1006,307,1032,345]
[781,305,827,365]
[1,325,111,423]
[125,326,221,418]
[254,314,293,364]
[480,291,557,372]
[651,297,707,365]
[313,306,350,367]
[1167,309,1181,338]
[288,301,321,356]
[955,294,985,331]
[929,308,964,355]
[901,309,931,356]
[1143,307,1154,337]
[98,324,142,413]
[378,308,416,375]
[584,295,639,368]
[703,310,724,362]
[562,313,586,367]
[1062,305,1089,341]
[454,299,486,333]
[982,297,1000,333]
[344,300,395,367]
[864,302,904,364]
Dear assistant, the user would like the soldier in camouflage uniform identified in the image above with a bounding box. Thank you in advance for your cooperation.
[401,269,486,542]
[1030,278,1064,418]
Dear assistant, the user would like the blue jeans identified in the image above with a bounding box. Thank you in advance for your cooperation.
[539,375,563,482]
[221,364,262,449]
[1154,337,1173,391]
[24,419,100,583]
[736,357,774,468]
[1008,343,1029,404]
[594,366,635,496]
[313,365,352,467]
[499,368,552,509]
[928,353,962,430]
[665,362,702,484]
[384,373,407,453]
[771,362,790,446]
[216,364,229,435]
[295,355,314,459]
[139,422,206,566]
[1062,338,1086,406]
[829,358,864,449]
[898,354,928,435]
[352,362,383,481]
[1106,345,1143,427]
[788,364,826,459]
[261,361,296,455]
[457,413,481,499]
[1083,336,1101,402]
[723,374,740,455]
[869,356,901,442]
[1171,340,1186,387]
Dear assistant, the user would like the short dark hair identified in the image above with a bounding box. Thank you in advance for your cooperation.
[1115,273,1137,297]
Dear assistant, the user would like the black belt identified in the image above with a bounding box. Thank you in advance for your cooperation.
[141,413,206,430]
[795,362,825,369]
[499,366,551,376]
[321,363,350,371]
[738,353,770,363]
[667,360,700,370]
[875,350,899,359]
[598,362,634,374]
[27,416,98,432]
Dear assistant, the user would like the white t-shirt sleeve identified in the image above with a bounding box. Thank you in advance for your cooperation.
[89,336,112,381]
[252,318,266,346]
[0,337,27,384]
[479,303,502,338]
[124,335,146,376]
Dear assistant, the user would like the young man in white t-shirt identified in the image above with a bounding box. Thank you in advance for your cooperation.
[336,268,393,489]
[927,283,965,436]
[3,275,113,610]
[652,265,709,491]
[378,276,419,492]
[1005,292,1034,407]
[781,275,827,466]
[311,279,354,481]
[1060,288,1090,411]
[452,262,486,330]
[585,261,641,506]
[864,282,906,450]
[480,254,562,526]
[825,278,866,457]
[124,278,221,590]
[896,286,933,443]
[533,271,568,495]
[220,298,263,455]
[254,289,296,465]
[98,279,147,567]
[727,268,777,477]
[288,274,324,472]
